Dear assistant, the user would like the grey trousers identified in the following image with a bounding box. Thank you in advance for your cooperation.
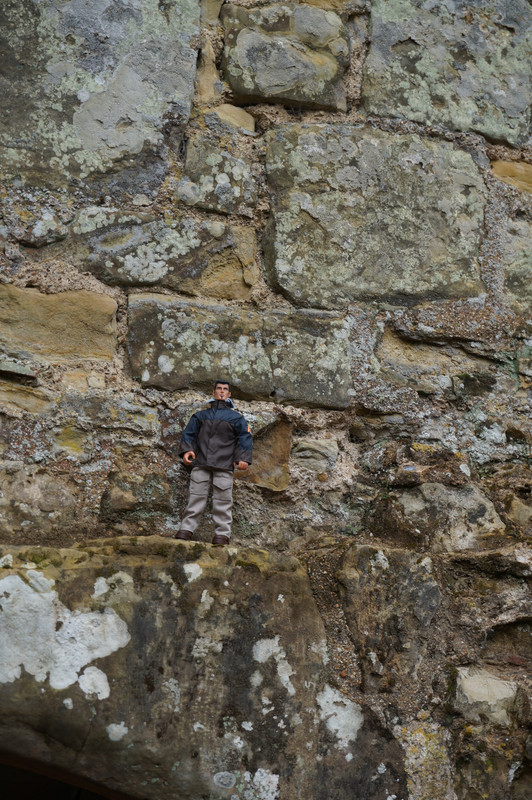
[180,467,234,538]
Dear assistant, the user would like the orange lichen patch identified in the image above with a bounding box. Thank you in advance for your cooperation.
[491,161,532,194]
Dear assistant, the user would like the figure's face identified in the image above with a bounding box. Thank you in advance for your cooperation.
[213,383,231,401]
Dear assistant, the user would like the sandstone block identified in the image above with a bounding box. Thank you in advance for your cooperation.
[221,3,349,110]
[37,208,258,300]
[492,161,532,195]
[455,667,518,726]
[265,124,485,309]
[126,295,353,408]
[0,285,117,361]
[0,0,200,186]
[363,0,532,147]
[236,420,293,491]
[0,382,56,416]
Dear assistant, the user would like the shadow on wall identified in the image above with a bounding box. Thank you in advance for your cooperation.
[0,753,131,800]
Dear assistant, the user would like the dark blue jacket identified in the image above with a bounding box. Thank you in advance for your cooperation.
[179,400,253,471]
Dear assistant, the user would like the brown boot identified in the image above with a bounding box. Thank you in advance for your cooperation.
[175,530,193,540]
[212,534,230,545]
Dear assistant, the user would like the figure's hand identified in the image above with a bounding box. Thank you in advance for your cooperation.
[235,461,249,471]
[183,451,196,465]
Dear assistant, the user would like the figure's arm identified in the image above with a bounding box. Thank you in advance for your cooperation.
[234,415,252,468]
[179,414,200,463]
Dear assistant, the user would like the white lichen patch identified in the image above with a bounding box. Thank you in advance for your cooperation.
[183,563,202,583]
[253,636,296,696]
[78,666,110,699]
[107,722,129,742]
[163,678,181,712]
[0,573,130,692]
[243,768,280,800]
[316,684,364,749]
[192,636,223,658]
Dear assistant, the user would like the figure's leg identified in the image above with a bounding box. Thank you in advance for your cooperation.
[178,468,212,537]
[211,470,234,543]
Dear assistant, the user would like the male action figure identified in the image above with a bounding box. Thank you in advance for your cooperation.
[175,380,253,545]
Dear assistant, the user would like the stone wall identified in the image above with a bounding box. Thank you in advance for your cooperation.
[0,1,531,798]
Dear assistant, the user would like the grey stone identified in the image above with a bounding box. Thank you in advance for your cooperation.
[339,545,441,691]
[501,217,532,312]
[291,439,339,471]
[221,3,349,111]
[265,124,486,309]
[32,207,258,300]
[0,0,200,186]
[455,667,518,726]
[362,0,532,147]
[126,294,353,408]
[393,483,506,552]
[177,131,257,216]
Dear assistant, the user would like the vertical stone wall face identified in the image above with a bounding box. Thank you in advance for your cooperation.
[0,2,531,799]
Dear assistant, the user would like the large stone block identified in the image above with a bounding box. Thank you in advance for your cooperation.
[0,537,408,800]
[265,124,485,309]
[32,207,258,300]
[221,3,349,110]
[0,0,200,186]
[126,294,353,408]
[0,285,117,361]
[362,0,532,147]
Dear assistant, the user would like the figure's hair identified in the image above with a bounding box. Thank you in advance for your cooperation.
[214,379,230,390]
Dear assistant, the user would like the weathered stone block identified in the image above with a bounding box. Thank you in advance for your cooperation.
[492,161,532,195]
[34,207,258,300]
[368,483,506,552]
[126,294,353,408]
[0,285,117,361]
[176,130,258,216]
[362,0,532,147]
[236,420,293,491]
[265,124,485,309]
[0,0,200,185]
[221,3,349,110]
[500,218,532,312]
[0,537,408,800]
[291,439,339,472]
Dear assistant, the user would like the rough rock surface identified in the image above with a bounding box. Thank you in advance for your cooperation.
[29,207,258,300]
[127,294,353,407]
[0,537,409,800]
[1,0,531,797]
[221,3,350,110]
[0,0,200,188]
[176,128,258,216]
[265,124,485,308]
[0,284,117,361]
[363,0,532,146]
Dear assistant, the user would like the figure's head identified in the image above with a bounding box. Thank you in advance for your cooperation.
[213,380,231,401]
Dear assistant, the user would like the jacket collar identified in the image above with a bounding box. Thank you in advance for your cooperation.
[208,398,235,409]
